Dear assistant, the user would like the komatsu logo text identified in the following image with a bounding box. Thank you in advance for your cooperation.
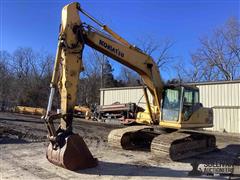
[99,40,124,58]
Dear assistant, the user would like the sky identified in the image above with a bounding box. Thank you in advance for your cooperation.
[0,0,239,79]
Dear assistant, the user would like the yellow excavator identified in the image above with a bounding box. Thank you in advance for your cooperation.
[43,2,216,171]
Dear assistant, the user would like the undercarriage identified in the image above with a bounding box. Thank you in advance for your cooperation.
[108,126,216,160]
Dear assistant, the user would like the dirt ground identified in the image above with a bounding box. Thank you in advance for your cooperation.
[0,112,239,179]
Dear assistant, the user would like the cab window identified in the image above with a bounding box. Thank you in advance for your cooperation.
[162,88,181,121]
[183,89,199,120]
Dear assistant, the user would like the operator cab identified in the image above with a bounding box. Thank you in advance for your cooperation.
[160,84,210,129]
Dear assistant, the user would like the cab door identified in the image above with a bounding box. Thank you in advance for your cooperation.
[161,88,182,121]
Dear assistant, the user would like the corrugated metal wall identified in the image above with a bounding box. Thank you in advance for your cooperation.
[100,86,153,108]
[197,83,240,107]
[208,107,240,133]
[196,82,240,133]
[100,81,240,133]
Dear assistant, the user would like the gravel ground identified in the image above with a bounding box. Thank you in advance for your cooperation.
[0,112,239,179]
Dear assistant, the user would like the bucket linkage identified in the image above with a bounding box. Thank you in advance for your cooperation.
[43,113,98,171]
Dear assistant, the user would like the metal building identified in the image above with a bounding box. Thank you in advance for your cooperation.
[100,86,153,109]
[189,81,240,133]
[100,80,240,133]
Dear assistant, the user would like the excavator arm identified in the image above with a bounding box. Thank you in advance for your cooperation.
[43,2,164,171]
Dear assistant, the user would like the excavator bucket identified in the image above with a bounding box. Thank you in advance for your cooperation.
[46,134,98,171]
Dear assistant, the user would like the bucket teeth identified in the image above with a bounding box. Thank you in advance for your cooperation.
[46,134,98,171]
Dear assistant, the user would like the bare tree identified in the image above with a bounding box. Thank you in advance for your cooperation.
[118,66,140,86]
[7,47,54,107]
[0,51,14,109]
[137,36,175,70]
[179,17,240,82]
[78,50,111,105]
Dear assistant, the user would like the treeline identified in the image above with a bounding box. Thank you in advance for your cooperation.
[0,48,54,109]
[0,48,140,109]
[0,17,239,110]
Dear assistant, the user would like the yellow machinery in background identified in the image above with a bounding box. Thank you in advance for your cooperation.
[42,2,216,171]
[74,105,92,120]
[15,106,46,116]
[13,105,90,119]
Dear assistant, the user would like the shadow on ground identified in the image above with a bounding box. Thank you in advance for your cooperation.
[79,160,187,177]
[78,145,239,178]
[77,160,220,178]
[180,144,240,164]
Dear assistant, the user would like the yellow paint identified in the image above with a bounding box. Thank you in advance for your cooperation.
[15,106,46,116]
